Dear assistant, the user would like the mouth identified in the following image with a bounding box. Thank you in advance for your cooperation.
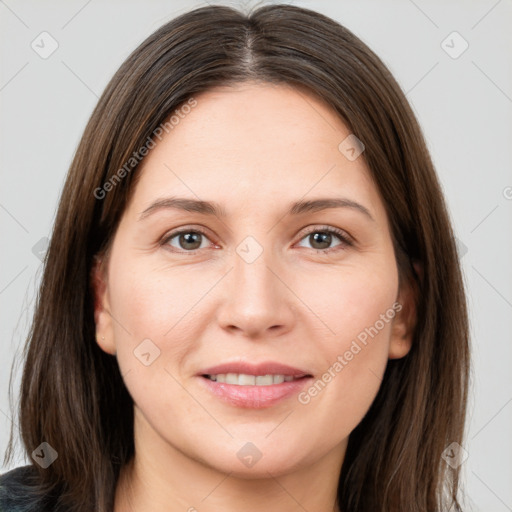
[197,361,314,408]
[198,360,312,380]
[201,373,311,385]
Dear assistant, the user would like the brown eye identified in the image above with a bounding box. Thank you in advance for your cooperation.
[296,227,352,252]
[165,230,210,251]
[308,232,333,250]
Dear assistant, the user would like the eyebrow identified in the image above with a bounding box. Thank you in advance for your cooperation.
[138,197,375,222]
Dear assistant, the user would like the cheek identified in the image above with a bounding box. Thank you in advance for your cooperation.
[294,256,398,347]
[109,249,218,330]
[106,260,208,421]
[293,261,397,431]
[107,256,212,377]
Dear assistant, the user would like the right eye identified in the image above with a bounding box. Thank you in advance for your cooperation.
[162,229,214,253]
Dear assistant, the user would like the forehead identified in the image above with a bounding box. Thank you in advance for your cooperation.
[130,82,384,222]
[160,82,352,170]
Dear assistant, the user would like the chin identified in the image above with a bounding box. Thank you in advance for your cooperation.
[196,441,311,479]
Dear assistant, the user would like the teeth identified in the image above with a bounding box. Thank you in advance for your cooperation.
[256,375,273,385]
[206,373,300,385]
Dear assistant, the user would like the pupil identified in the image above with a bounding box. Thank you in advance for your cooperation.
[180,232,201,250]
[311,232,331,249]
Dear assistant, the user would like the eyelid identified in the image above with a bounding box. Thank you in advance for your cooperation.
[298,224,353,241]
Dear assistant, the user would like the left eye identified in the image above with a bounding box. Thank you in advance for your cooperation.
[296,229,350,251]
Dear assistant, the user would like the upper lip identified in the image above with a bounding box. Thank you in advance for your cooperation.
[199,361,312,378]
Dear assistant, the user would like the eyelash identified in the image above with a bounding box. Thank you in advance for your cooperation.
[160,225,353,255]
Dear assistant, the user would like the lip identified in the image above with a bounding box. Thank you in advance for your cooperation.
[197,374,313,409]
[196,360,314,409]
[198,361,312,378]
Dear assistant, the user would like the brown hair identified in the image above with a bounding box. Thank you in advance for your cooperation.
[4,4,470,511]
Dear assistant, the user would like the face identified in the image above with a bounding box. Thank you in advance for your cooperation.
[93,82,414,478]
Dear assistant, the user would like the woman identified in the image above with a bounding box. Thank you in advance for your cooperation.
[1,4,469,511]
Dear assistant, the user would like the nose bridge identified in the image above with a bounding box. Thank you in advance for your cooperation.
[216,234,293,336]
[234,240,274,297]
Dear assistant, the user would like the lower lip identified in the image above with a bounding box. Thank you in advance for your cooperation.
[198,376,313,409]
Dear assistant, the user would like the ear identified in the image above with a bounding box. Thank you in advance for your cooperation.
[388,261,422,359]
[90,254,116,355]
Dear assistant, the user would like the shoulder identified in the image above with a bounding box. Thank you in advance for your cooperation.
[0,465,53,512]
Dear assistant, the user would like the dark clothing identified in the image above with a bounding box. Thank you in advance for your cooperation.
[0,465,53,512]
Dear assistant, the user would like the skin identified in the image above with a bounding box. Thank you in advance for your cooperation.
[92,82,417,512]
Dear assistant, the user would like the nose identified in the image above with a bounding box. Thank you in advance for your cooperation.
[216,245,296,339]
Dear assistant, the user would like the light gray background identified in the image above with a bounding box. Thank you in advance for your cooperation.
[1,0,511,510]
